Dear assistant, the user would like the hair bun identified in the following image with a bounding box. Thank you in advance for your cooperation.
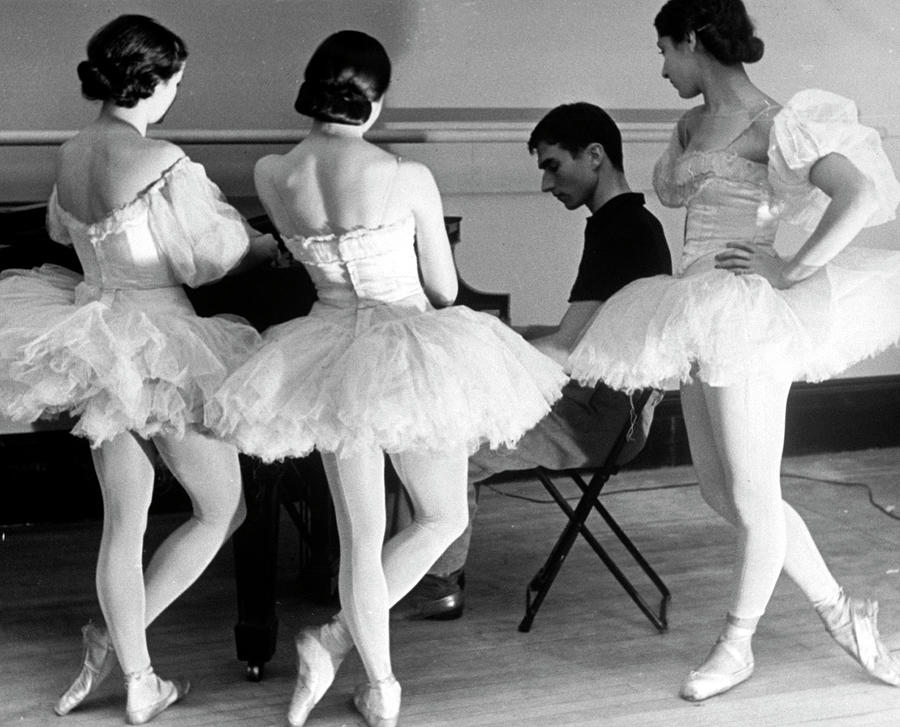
[743,36,765,64]
[698,24,765,64]
[294,79,373,126]
[77,60,114,100]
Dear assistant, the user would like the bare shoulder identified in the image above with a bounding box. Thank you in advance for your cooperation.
[254,152,283,179]
[678,105,705,133]
[396,158,436,187]
[130,138,186,178]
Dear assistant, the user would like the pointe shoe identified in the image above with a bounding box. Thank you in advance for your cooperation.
[680,637,754,702]
[54,622,117,716]
[819,593,900,686]
[287,625,350,727]
[353,675,401,727]
[124,666,190,725]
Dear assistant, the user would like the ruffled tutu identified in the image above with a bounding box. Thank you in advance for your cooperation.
[0,264,261,445]
[567,246,900,390]
[206,303,567,461]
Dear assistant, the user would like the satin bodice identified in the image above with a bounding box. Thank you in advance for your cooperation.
[51,194,181,292]
[284,214,426,309]
[658,150,779,275]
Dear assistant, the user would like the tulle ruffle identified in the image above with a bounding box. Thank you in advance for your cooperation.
[567,246,900,390]
[206,304,567,461]
[0,265,261,445]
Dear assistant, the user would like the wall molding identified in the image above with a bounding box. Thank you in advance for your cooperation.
[2,104,897,147]
[0,122,675,147]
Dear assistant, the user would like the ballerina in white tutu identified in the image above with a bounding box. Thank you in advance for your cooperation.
[0,15,277,724]
[205,30,566,727]
[568,0,900,702]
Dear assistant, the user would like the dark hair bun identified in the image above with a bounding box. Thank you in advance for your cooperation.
[295,30,391,126]
[79,15,187,108]
[294,79,373,126]
[77,58,161,107]
[698,24,764,64]
[655,0,765,65]
[77,60,114,102]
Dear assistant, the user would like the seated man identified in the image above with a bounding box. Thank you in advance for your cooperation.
[390,102,673,620]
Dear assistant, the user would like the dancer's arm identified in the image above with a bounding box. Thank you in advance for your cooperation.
[406,162,458,307]
[527,300,602,366]
[715,154,877,288]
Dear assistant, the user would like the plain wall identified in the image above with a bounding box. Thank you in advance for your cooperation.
[2,0,899,377]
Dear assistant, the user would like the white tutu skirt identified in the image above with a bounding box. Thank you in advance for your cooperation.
[205,302,567,461]
[0,264,261,445]
[568,246,900,390]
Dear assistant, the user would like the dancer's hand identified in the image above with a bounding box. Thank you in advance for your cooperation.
[715,242,793,288]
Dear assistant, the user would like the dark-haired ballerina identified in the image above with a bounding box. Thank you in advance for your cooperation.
[0,15,276,724]
[569,0,900,703]
[205,30,565,727]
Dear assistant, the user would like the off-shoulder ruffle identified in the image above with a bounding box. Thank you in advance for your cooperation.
[48,157,252,287]
[768,89,900,230]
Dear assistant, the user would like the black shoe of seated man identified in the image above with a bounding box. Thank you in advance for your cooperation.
[390,570,466,621]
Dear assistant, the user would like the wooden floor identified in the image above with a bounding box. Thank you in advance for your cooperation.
[2,448,900,727]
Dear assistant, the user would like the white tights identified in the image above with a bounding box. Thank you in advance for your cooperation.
[681,375,841,623]
[321,447,469,683]
[92,428,246,674]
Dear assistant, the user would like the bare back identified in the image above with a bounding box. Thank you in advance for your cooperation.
[254,135,420,237]
[55,122,184,225]
[255,132,458,306]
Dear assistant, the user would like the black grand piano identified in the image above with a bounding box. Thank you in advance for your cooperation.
[0,204,509,681]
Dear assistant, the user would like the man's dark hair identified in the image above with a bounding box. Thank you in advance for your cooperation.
[527,102,624,172]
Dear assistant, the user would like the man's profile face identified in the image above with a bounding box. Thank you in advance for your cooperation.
[535,141,597,210]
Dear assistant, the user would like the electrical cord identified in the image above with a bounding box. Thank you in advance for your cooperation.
[484,470,900,521]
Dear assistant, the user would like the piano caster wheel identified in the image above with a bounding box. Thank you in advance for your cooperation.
[246,663,264,682]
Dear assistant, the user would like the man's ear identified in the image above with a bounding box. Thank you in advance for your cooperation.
[685,30,698,52]
[587,142,606,169]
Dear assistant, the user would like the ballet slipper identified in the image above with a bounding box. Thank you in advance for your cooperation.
[54,622,117,716]
[124,666,189,725]
[287,623,352,727]
[818,591,900,686]
[680,636,754,702]
[353,674,401,727]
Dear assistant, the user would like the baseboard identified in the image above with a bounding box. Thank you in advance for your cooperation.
[631,375,900,469]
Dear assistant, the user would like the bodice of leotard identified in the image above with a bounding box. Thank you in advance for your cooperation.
[654,149,778,274]
[45,156,252,296]
[283,214,424,308]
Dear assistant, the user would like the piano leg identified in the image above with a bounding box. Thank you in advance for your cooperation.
[233,456,281,681]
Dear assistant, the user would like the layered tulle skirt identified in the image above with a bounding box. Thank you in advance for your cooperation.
[205,299,567,461]
[0,265,261,445]
[567,246,900,390]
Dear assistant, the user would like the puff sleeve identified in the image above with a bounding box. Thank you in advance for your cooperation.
[147,158,252,287]
[45,188,73,247]
[768,89,900,231]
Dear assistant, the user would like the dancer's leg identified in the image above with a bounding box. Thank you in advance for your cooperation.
[682,378,839,607]
[320,448,393,683]
[92,432,157,674]
[699,375,792,620]
[382,448,469,603]
[142,428,246,625]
